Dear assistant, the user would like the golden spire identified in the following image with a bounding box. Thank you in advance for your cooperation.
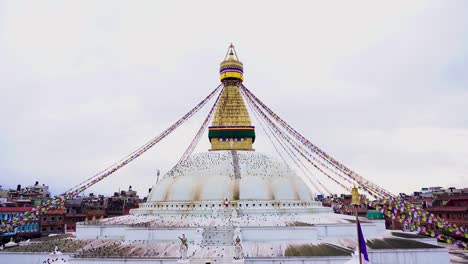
[219,44,244,82]
[208,44,255,151]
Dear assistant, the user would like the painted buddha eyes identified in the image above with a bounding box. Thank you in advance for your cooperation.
[218,138,245,142]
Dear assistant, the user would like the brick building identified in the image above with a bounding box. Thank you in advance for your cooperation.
[40,209,65,235]
[426,195,468,230]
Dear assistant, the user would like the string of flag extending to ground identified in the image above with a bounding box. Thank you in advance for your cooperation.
[0,85,223,234]
[241,85,393,199]
[240,85,467,250]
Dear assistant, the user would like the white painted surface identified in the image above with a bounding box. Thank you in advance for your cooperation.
[245,248,450,264]
[125,228,198,241]
[0,246,450,264]
[0,252,72,264]
[241,227,318,242]
[76,224,198,242]
[368,248,450,264]
[76,218,386,244]
[68,258,178,263]
[147,151,314,202]
[315,221,385,239]
[75,224,127,239]
[245,257,350,264]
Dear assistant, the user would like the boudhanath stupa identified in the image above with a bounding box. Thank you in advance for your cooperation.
[1,46,451,264]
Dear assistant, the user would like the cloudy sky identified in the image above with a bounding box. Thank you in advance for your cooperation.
[0,1,467,197]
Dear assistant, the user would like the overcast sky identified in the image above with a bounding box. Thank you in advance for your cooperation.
[0,1,467,197]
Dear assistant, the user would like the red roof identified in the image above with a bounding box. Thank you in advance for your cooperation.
[44,209,65,214]
[427,207,468,212]
[0,207,34,212]
[434,195,468,201]
[406,198,431,203]
[86,210,106,216]
[65,213,86,217]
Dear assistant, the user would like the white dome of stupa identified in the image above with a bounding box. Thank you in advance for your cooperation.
[132,46,326,216]
[147,151,314,202]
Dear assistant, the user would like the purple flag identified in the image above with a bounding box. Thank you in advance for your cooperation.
[358,220,370,262]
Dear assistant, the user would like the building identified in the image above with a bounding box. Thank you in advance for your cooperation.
[40,209,65,235]
[62,188,142,231]
[7,181,50,202]
[63,198,86,232]
[427,195,468,230]
[0,205,40,242]
[1,184,143,235]
[106,186,141,217]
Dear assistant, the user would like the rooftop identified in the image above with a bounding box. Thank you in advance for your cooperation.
[0,206,35,212]
[367,238,442,250]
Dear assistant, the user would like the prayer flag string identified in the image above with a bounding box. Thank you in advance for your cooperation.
[0,85,223,235]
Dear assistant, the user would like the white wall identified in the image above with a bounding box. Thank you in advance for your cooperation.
[68,258,178,264]
[125,228,198,241]
[75,224,127,239]
[0,247,450,264]
[368,248,450,264]
[315,221,385,239]
[0,252,72,264]
[76,220,386,244]
[240,221,384,243]
[245,256,350,264]
[76,224,198,242]
[242,227,317,242]
[244,248,450,264]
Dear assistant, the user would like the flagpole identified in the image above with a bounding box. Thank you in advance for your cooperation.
[352,187,362,264]
[356,205,362,264]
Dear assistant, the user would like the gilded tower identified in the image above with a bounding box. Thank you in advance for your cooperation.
[208,44,255,150]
